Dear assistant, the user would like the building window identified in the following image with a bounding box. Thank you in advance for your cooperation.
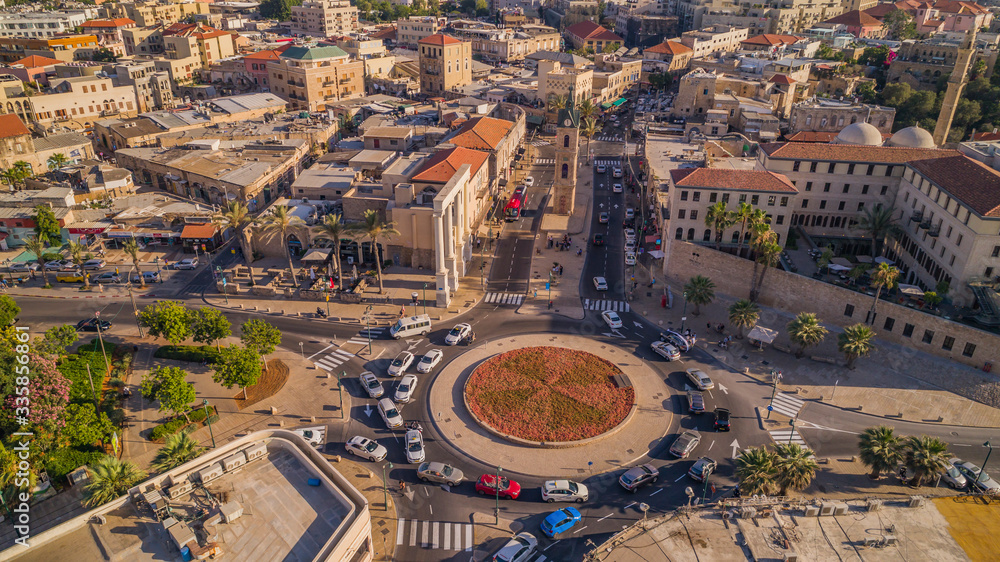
[844,304,854,317]
[687,228,695,240]
[792,161,800,171]
[809,162,817,173]
[680,191,688,201]
[956,234,963,246]
[867,164,875,175]
[838,201,845,211]
[942,336,955,351]
[885,165,894,176]
[842,184,850,194]
[563,135,569,147]
[703,229,711,241]
[881,185,888,195]
[779,197,788,207]
[709,193,717,203]
[986,267,994,278]
[690,210,698,220]
[677,209,686,219]
[847,164,855,174]
[823,183,830,192]
[963,342,976,357]
[751,195,759,205]
[692,192,700,202]
[801,199,808,208]
[675,228,683,239]
[922,330,934,344]
[858,202,865,211]
[805,182,812,191]
[819,200,827,209]
[827,163,835,173]
[776,215,784,225]
[993,246,1000,258]
[561,163,568,178]
[861,185,869,195]
[767,196,775,206]
[902,323,914,337]
[883,317,895,331]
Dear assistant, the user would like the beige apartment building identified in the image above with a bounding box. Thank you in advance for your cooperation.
[334,36,386,59]
[397,16,447,48]
[123,26,164,56]
[104,1,210,27]
[592,54,641,104]
[787,100,895,135]
[29,75,139,127]
[290,0,359,38]
[418,34,472,97]
[448,25,561,63]
[677,0,843,35]
[163,23,236,69]
[679,25,749,59]
[268,45,365,112]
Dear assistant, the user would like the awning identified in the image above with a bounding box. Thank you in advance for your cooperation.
[874,256,895,265]
[747,325,778,344]
[831,257,853,268]
[898,284,924,297]
[526,115,543,125]
[300,248,331,262]
[105,229,136,238]
[600,102,612,109]
[612,98,626,107]
[180,224,217,239]
[827,264,852,272]
[856,255,873,263]
[498,178,508,187]
[648,250,664,259]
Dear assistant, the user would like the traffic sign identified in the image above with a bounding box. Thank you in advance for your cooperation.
[767,405,773,411]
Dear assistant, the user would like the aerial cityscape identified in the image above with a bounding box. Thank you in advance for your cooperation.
[0,0,1000,559]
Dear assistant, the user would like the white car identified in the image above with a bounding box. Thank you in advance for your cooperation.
[175,257,199,270]
[593,276,608,291]
[404,429,425,463]
[625,241,636,254]
[625,208,635,219]
[359,371,384,398]
[417,349,443,373]
[613,168,623,178]
[613,183,623,193]
[524,176,534,187]
[597,165,607,173]
[685,368,715,391]
[601,310,623,329]
[445,323,472,345]
[625,252,636,266]
[651,341,681,361]
[345,436,387,462]
[493,532,537,562]
[541,480,589,503]
[388,351,414,376]
[82,258,106,270]
[394,374,417,403]
[377,398,403,429]
[624,228,636,242]
[292,426,326,447]
[44,260,66,270]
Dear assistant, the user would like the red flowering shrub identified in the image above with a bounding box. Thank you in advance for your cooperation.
[465,347,634,441]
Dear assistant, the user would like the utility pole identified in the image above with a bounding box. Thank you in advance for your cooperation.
[94,311,110,378]
[422,282,427,315]
[495,466,503,524]
[766,369,782,420]
[127,284,144,338]
[338,371,345,419]
[203,399,216,448]
[365,305,373,355]
[382,462,393,511]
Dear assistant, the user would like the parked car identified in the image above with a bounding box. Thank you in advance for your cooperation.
[613,168,623,178]
[94,272,122,284]
[75,318,111,332]
[540,507,582,538]
[491,532,537,562]
[59,262,80,271]
[404,429,425,464]
[619,464,658,492]
[345,436,387,462]
[292,426,326,447]
[540,480,589,503]
[601,310,623,329]
[650,341,680,361]
[394,374,417,403]
[44,260,66,270]
[625,252,636,265]
[624,228,636,242]
[625,207,635,219]
[175,258,199,270]
[8,262,38,272]
[377,398,403,429]
[686,368,715,391]
[688,457,717,482]
[713,408,731,431]
[416,350,443,373]
[131,271,160,283]
[599,212,610,224]
[669,430,702,458]
[592,233,604,246]
[476,473,521,499]
[593,276,608,291]
[686,390,705,414]
[899,460,968,489]
[952,460,1000,492]
[359,371,384,399]
[388,351,414,376]
[445,323,472,345]
[417,461,464,486]
[82,258,106,270]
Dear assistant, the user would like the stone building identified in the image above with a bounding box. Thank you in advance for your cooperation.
[267,45,366,112]
[552,107,579,215]
[564,21,624,52]
[443,113,526,199]
[290,0,359,38]
[679,25,749,60]
[418,34,472,97]
[642,40,694,74]
[396,16,448,48]
[787,100,895,135]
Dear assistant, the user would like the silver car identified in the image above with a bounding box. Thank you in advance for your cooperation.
[417,349,443,373]
[953,460,1000,492]
[492,532,537,562]
[405,429,425,464]
[540,480,589,503]
[394,374,417,403]
[669,430,702,458]
[388,351,414,376]
[416,461,464,486]
[377,398,403,429]
[345,436,387,462]
[685,368,715,391]
[359,371,384,398]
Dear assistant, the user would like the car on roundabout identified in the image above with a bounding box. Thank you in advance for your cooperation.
[686,390,705,414]
[394,374,417,403]
[540,507,582,538]
[416,349,443,373]
[540,480,589,503]
[492,532,537,562]
[359,371,384,398]
[713,408,731,431]
[404,429,425,463]
[388,351,414,376]
[688,457,717,482]
[660,330,691,352]
[650,341,680,361]
[417,461,464,486]
[476,474,521,499]
[445,323,472,345]
[685,368,715,390]
[619,464,658,492]
[670,430,702,458]
[377,398,403,429]
[345,436,387,462]
[601,310,623,329]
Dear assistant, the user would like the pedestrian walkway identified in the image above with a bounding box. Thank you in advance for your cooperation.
[313,347,356,372]
[595,135,623,142]
[769,429,809,449]
[768,392,805,419]
[584,298,630,312]
[529,140,550,147]
[594,159,621,167]
[535,158,554,165]
[397,519,474,551]
[483,291,524,306]
[347,327,385,346]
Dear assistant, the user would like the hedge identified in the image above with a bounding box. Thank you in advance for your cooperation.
[153,345,220,364]
[188,408,208,424]
[149,417,187,441]
[58,350,112,404]
[43,447,104,485]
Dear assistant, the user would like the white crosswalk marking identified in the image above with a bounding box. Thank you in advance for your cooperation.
[594,160,620,167]
[313,346,356,371]
[769,392,805,418]
[397,519,475,551]
[535,158,554,164]
[530,140,549,146]
[347,327,385,346]
[769,429,809,448]
[484,292,524,305]
[583,299,630,312]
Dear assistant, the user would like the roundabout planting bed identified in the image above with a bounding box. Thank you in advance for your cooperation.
[464,346,635,442]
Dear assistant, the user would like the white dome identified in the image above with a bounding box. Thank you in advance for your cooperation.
[888,126,935,148]
[833,122,884,146]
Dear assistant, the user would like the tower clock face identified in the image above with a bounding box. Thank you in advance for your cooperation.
[564,118,573,127]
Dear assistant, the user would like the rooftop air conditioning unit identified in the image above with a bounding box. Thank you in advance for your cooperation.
[884,534,897,546]
[740,507,757,519]
[865,499,883,512]
[820,502,836,516]
[804,505,820,517]
[833,503,849,516]
[909,495,924,508]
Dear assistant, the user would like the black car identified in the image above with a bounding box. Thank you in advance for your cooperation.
[618,464,658,492]
[75,318,112,332]
[687,390,705,414]
[593,234,604,246]
[713,408,731,431]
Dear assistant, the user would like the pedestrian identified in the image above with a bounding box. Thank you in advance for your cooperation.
[533,289,538,298]
[707,322,712,331]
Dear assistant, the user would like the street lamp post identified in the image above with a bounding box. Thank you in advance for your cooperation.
[788,418,796,445]
[203,399,216,448]
[338,371,345,419]
[422,282,428,315]
[126,284,144,338]
[680,291,688,332]
[382,462,393,511]
[298,341,304,359]
[495,466,503,524]
[94,311,110,378]
[365,305,373,355]
[766,369,782,420]
[979,442,994,491]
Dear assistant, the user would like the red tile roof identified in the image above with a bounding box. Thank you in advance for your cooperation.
[760,142,957,163]
[0,113,30,139]
[769,73,795,84]
[934,0,990,15]
[372,26,396,41]
[741,34,802,47]
[972,131,1000,141]
[644,40,692,55]
[180,224,217,239]
[244,49,281,61]
[80,18,135,28]
[824,10,884,27]
[412,146,489,183]
[419,33,463,46]
[448,117,514,151]
[909,155,1000,217]
[670,168,798,192]
[164,22,230,40]
[565,21,623,43]
[784,131,839,142]
[863,1,919,19]
[12,55,62,68]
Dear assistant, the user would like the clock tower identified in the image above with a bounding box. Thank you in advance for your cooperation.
[553,107,580,215]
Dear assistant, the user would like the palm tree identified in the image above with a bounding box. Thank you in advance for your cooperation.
[578,98,598,121]
[736,446,776,496]
[68,239,91,288]
[312,213,349,291]
[46,153,69,171]
[868,263,899,324]
[731,203,754,257]
[772,443,818,496]
[683,275,715,315]
[728,299,759,338]
[904,435,951,487]
[838,323,876,369]
[213,201,256,286]
[23,236,50,286]
[547,94,569,113]
[786,312,828,358]
[580,116,599,156]
[859,426,904,480]
[704,201,733,250]
[749,228,781,302]
[258,205,306,286]
[84,455,147,507]
[151,432,202,472]
[8,160,32,189]
[349,209,399,294]
[852,204,901,258]
[123,237,144,287]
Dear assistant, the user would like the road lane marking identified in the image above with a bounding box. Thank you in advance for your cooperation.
[708,440,715,451]
[650,488,663,496]
[431,522,439,549]
[397,518,405,545]
[429,504,433,515]
[624,501,636,509]
[544,542,557,551]
[443,522,450,550]
[306,343,335,360]
[675,475,686,482]
[572,526,588,534]
[421,520,428,547]
[598,513,613,521]
[409,519,417,547]
[466,525,473,551]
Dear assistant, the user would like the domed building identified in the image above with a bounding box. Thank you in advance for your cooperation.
[887,126,936,149]
[832,122,884,146]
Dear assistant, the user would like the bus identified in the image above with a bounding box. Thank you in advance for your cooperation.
[504,190,526,221]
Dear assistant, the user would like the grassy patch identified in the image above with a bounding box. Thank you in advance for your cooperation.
[154,345,220,364]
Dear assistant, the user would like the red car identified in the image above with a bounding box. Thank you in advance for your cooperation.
[475,474,521,499]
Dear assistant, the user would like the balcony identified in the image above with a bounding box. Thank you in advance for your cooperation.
[928,225,940,237]
[424,68,440,76]
[910,210,923,222]
[918,220,931,230]
[339,77,350,84]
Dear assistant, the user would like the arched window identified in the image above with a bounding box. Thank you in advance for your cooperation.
[850,116,857,124]
[564,135,570,147]
[703,229,711,242]
[687,228,695,240]
[676,228,683,240]
[561,163,568,178]
[731,231,740,243]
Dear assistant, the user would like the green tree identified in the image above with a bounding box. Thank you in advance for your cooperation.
[923,291,943,309]
[859,426,904,480]
[312,214,350,290]
[602,42,621,54]
[869,263,899,323]
[191,308,231,349]
[213,201,256,286]
[5,160,32,190]
[140,366,197,421]
[33,204,61,245]
[460,0,476,14]
[258,205,306,286]
[475,0,489,16]
[240,318,282,367]
[34,324,78,356]
[547,94,569,114]
[648,72,672,91]
[728,299,759,338]
[68,239,91,288]
[838,323,876,369]
[122,237,144,287]
[580,116,599,155]
[139,300,193,344]
[0,294,19,327]
[880,82,913,108]
[852,203,900,258]
[259,0,300,20]
[883,9,917,40]
[857,45,892,67]
[84,456,147,507]
[61,403,114,447]
[578,98,598,121]
[773,443,818,496]
[704,201,734,250]
[683,275,715,315]
[731,202,755,257]
[904,435,951,487]
[151,432,202,472]
[91,48,117,63]
[786,312,828,358]
[23,236,51,286]
[856,82,878,103]
[213,344,262,399]
[46,153,68,171]
[736,446,776,496]
[749,227,781,302]
[349,209,400,294]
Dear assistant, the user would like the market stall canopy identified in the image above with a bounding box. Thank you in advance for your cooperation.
[747,325,778,344]
[856,255,873,263]
[648,250,665,259]
[827,264,852,272]
[898,284,924,297]
[874,256,895,265]
[831,257,853,268]
[300,248,331,262]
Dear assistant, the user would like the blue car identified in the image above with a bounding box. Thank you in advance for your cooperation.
[540,507,582,538]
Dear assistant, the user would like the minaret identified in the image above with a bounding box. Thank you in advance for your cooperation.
[933,27,978,146]
[553,106,580,215]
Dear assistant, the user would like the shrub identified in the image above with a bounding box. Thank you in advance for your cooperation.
[58,350,112,403]
[188,407,208,423]
[206,415,220,425]
[43,447,104,485]
[42,252,64,262]
[149,417,188,441]
[153,345,221,364]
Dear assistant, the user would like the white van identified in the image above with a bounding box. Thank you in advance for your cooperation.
[390,314,432,339]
